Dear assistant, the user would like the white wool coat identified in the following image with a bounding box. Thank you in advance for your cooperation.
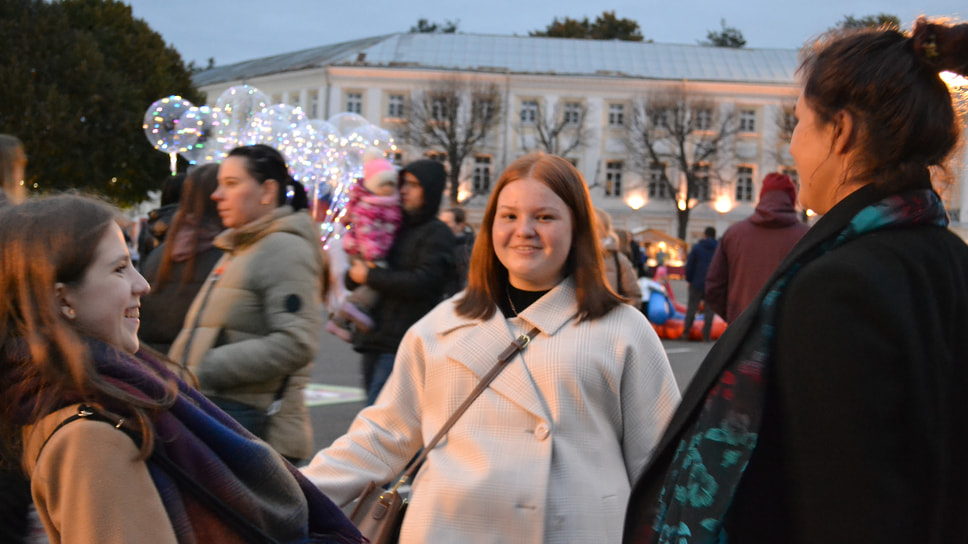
[303,277,680,543]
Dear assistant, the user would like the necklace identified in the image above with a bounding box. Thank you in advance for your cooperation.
[506,289,520,316]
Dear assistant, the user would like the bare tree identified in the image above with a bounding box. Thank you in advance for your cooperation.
[626,85,739,239]
[770,99,797,166]
[396,77,502,204]
[516,99,590,158]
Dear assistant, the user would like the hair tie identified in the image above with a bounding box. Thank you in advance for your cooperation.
[923,32,939,60]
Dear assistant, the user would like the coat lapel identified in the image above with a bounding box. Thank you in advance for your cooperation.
[444,278,579,420]
[643,184,884,476]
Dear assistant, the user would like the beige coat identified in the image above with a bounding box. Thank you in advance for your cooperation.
[302,277,680,543]
[603,247,643,309]
[169,206,323,460]
[23,404,177,543]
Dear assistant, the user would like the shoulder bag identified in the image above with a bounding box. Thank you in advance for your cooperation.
[349,326,541,544]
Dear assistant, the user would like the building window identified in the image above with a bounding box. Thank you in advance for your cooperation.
[473,156,492,193]
[690,163,710,201]
[387,94,405,118]
[427,151,447,163]
[431,97,448,121]
[739,108,756,132]
[735,166,754,202]
[473,97,494,123]
[608,103,625,127]
[563,102,582,125]
[520,100,538,124]
[695,108,712,130]
[390,151,403,164]
[605,160,623,197]
[289,93,301,109]
[651,108,669,129]
[346,92,362,114]
[781,166,799,188]
[308,90,319,118]
[648,162,669,199]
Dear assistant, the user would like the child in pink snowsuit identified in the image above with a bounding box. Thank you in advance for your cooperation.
[326,150,402,341]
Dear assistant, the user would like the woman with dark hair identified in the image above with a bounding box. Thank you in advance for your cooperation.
[140,164,223,354]
[0,194,360,543]
[303,152,680,543]
[169,144,324,464]
[624,18,968,543]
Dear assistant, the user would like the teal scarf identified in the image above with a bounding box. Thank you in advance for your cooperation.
[648,189,948,543]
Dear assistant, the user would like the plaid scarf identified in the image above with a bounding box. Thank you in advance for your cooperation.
[648,189,948,543]
[74,340,361,544]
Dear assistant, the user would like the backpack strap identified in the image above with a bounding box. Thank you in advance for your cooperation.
[36,404,281,544]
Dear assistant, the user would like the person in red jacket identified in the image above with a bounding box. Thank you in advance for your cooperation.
[704,173,809,324]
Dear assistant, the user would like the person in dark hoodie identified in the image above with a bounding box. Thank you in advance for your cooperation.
[139,164,224,354]
[345,159,456,405]
[680,226,717,341]
[705,173,809,324]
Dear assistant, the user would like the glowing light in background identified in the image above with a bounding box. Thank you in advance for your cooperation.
[625,194,646,210]
[942,71,968,88]
[713,194,733,214]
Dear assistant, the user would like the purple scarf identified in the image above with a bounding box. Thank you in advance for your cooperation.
[67,340,362,544]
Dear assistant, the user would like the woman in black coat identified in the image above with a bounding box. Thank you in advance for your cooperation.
[624,18,968,544]
[139,164,223,354]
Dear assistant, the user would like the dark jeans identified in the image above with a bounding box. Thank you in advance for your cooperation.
[362,351,395,406]
[682,284,714,341]
[211,397,268,439]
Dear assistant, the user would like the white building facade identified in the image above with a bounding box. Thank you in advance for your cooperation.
[194,33,966,243]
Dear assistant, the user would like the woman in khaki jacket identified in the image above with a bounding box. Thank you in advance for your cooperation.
[169,144,324,463]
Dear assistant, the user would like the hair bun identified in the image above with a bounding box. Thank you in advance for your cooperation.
[913,17,968,76]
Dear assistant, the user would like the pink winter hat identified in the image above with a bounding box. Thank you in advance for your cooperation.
[362,148,397,193]
[760,172,797,203]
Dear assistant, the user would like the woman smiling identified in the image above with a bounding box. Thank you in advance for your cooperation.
[303,152,679,543]
[0,195,360,543]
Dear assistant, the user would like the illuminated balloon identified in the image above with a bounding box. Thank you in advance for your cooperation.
[215,85,269,152]
[178,106,225,165]
[328,112,370,139]
[242,104,306,149]
[142,95,196,153]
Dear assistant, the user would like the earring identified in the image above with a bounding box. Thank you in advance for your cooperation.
[63,307,76,320]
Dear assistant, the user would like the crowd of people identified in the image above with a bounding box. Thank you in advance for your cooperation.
[1,16,967,544]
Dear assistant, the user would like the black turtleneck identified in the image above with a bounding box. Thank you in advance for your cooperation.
[500,284,550,317]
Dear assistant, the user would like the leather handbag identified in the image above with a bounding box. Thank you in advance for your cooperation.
[349,326,541,544]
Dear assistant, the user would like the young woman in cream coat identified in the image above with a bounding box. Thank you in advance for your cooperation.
[303,153,680,543]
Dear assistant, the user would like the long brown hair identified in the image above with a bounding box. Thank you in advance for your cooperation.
[0,195,172,463]
[154,163,223,288]
[456,153,622,322]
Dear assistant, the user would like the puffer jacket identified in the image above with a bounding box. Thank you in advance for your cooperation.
[169,206,324,460]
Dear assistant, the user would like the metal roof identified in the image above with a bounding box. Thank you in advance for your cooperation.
[193,33,800,87]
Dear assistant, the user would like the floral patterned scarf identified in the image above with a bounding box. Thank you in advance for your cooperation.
[647,189,948,543]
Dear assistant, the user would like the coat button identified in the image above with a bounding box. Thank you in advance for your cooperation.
[534,423,550,440]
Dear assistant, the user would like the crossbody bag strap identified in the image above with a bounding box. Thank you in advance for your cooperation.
[37,404,280,544]
[387,326,541,492]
